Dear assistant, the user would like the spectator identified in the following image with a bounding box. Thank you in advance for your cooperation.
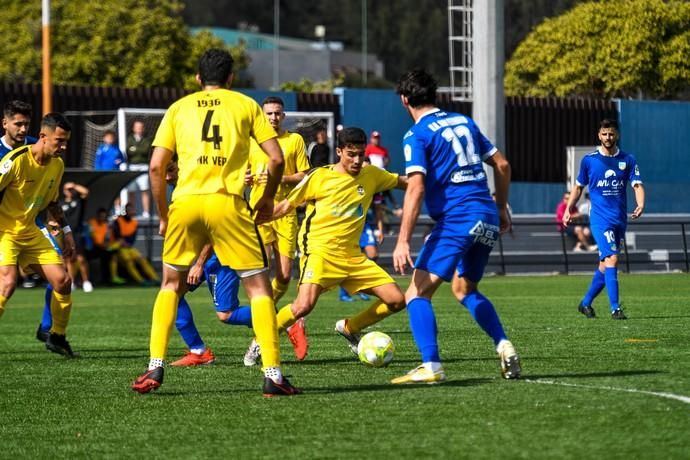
[556,191,595,252]
[308,126,330,167]
[94,130,125,170]
[61,182,93,292]
[125,119,153,218]
[110,203,159,286]
[577,192,592,224]
[86,207,114,285]
[365,130,390,169]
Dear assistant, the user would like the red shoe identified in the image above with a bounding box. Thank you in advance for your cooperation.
[287,318,308,360]
[131,367,164,394]
[170,348,216,366]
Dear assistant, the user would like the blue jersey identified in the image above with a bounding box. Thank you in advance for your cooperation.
[576,148,642,227]
[0,135,38,156]
[403,109,497,221]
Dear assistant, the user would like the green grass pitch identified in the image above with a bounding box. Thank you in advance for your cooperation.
[0,273,688,459]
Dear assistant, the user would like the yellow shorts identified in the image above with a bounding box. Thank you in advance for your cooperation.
[258,213,298,259]
[163,194,267,271]
[0,228,63,267]
[299,252,394,293]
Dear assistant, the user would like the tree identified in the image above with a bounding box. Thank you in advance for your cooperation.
[505,0,690,99]
[0,0,250,89]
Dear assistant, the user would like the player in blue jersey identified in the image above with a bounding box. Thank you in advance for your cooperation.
[169,245,254,366]
[391,69,521,384]
[1,101,37,155]
[562,119,644,320]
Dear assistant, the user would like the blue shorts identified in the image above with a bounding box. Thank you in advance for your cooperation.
[415,213,499,283]
[591,223,626,261]
[359,224,377,249]
[187,253,241,312]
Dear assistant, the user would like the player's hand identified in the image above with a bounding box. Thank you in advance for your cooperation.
[393,207,403,218]
[498,207,512,234]
[376,230,384,245]
[631,206,644,220]
[244,167,254,186]
[159,218,168,236]
[62,232,76,260]
[254,196,274,225]
[393,241,414,275]
[562,209,571,227]
[256,170,268,185]
[187,264,203,285]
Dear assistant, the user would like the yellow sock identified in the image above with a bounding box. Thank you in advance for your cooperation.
[276,304,297,332]
[0,294,7,320]
[140,259,160,282]
[110,256,119,279]
[50,291,73,335]
[347,300,395,333]
[149,289,178,359]
[271,278,289,303]
[251,295,280,368]
[124,261,145,283]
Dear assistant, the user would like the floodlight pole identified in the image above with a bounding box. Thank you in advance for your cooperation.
[273,0,280,89]
[42,0,52,114]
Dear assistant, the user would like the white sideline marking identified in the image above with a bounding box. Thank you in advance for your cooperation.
[525,379,690,405]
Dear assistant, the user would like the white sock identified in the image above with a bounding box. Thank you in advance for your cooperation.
[264,366,283,383]
[423,362,443,373]
[190,347,205,355]
[148,358,164,370]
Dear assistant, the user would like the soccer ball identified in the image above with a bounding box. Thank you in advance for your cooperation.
[357,331,395,368]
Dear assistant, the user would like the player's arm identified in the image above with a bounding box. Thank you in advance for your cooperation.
[63,182,89,199]
[485,150,512,234]
[273,199,296,220]
[281,171,306,185]
[395,175,408,190]
[149,146,174,235]
[631,183,645,219]
[254,138,285,225]
[46,201,76,259]
[393,172,425,274]
[188,244,213,285]
[563,184,584,227]
[375,202,385,244]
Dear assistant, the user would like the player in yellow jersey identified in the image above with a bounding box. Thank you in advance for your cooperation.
[270,127,408,359]
[131,48,300,397]
[244,96,311,363]
[0,113,78,357]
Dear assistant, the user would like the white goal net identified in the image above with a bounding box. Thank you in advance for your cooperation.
[66,108,336,168]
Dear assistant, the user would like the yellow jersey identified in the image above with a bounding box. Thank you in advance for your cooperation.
[248,130,310,208]
[153,88,277,200]
[287,164,398,257]
[0,145,63,238]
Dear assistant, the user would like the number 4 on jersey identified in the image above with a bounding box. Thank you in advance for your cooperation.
[202,110,223,149]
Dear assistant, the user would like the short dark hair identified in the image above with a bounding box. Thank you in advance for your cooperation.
[198,48,234,86]
[3,100,32,119]
[104,130,116,137]
[96,207,107,215]
[599,118,618,130]
[337,127,367,148]
[40,112,72,132]
[262,96,285,107]
[396,69,437,108]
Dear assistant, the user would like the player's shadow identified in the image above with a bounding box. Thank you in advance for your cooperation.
[524,369,663,380]
[303,377,493,395]
[627,315,690,320]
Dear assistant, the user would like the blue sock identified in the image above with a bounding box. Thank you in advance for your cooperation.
[339,286,350,298]
[223,306,253,327]
[40,285,53,332]
[460,291,507,346]
[407,297,440,363]
[175,297,205,350]
[604,267,620,311]
[582,269,605,306]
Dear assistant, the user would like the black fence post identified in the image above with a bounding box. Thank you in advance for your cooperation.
[560,232,569,274]
[497,233,506,275]
[622,236,631,273]
[682,223,689,273]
